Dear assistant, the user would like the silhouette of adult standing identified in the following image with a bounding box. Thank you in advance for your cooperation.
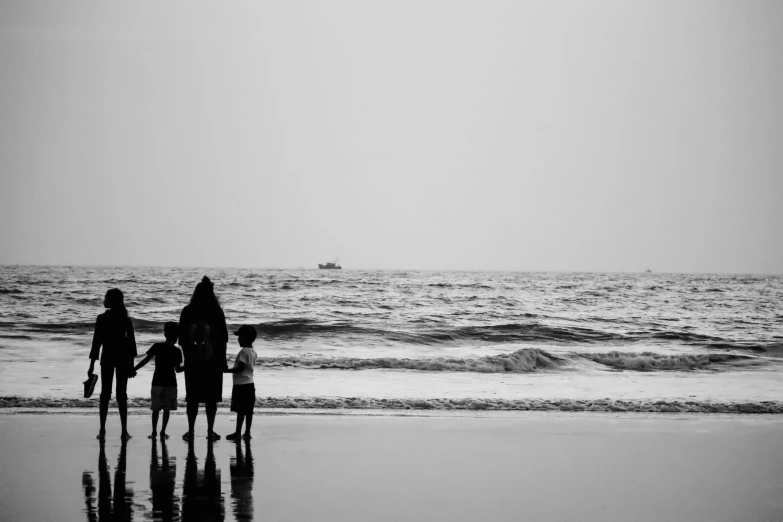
[88,288,137,441]
[179,276,228,440]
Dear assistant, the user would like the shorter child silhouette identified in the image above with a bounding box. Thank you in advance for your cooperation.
[133,322,183,439]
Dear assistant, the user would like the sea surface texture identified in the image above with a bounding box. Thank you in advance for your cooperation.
[1,266,781,412]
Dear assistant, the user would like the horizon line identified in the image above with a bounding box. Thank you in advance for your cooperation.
[0,263,780,276]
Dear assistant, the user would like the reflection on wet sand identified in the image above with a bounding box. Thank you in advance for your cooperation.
[230,440,255,521]
[182,440,225,521]
[83,438,255,521]
[150,439,179,521]
[82,440,134,521]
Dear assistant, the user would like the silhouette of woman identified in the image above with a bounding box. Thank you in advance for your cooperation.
[179,276,228,440]
[87,288,137,440]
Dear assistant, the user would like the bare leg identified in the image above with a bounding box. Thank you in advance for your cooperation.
[97,399,109,439]
[226,414,244,441]
[98,364,113,439]
[118,399,131,441]
[161,410,170,439]
[183,402,198,440]
[206,402,220,440]
[117,368,131,440]
[243,413,253,439]
[149,410,159,439]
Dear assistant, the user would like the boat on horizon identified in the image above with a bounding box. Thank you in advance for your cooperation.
[318,259,342,270]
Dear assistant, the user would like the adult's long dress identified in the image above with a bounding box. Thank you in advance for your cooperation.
[178,305,228,403]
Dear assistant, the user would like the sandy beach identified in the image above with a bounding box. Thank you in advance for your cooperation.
[1,411,782,521]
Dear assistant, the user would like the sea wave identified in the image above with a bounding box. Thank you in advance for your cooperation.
[258,348,565,373]
[1,395,781,414]
[252,319,622,344]
[582,352,759,371]
[252,349,764,373]
[3,316,776,351]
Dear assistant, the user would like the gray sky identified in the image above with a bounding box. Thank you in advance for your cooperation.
[1,1,781,273]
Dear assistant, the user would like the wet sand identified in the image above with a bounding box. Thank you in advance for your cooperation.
[1,411,782,521]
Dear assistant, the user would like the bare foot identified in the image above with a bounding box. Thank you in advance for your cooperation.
[225,432,240,441]
[182,431,194,441]
[160,432,170,440]
[96,430,106,440]
[207,431,221,441]
[242,432,252,440]
[148,431,157,440]
[121,432,132,441]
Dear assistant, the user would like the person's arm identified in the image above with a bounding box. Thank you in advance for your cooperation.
[126,319,138,377]
[134,353,153,373]
[175,348,184,373]
[217,308,230,372]
[225,350,246,374]
[217,308,229,345]
[178,307,190,348]
[225,361,246,374]
[88,315,102,375]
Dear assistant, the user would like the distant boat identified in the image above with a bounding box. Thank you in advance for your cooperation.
[646,269,652,273]
[318,259,342,270]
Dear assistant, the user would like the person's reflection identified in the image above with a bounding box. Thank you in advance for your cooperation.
[182,439,224,521]
[230,440,255,521]
[149,438,179,521]
[82,440,134,521]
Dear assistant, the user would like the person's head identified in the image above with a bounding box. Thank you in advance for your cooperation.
[189,276,220,314]
[163,321,179,343]
[103,288,128,318]
[234,325,257,347]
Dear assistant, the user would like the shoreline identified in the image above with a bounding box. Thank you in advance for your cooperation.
[2,395,783,414]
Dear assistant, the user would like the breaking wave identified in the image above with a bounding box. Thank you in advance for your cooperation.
[582,352,760,371]
[258,348,565,373]
[252,349,765,373]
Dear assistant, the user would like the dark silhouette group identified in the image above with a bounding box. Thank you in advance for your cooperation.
[87,276,230,441]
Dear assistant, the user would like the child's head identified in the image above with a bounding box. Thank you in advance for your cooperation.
[164,322,179,343]
[234,325,257,347]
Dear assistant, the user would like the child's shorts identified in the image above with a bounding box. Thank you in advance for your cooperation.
[150,386,177,411]
[230,383,256,414]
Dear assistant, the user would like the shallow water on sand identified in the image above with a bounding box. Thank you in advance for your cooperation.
[3,414,783,522]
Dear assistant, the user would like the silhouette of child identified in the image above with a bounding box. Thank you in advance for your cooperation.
[133,322,183,439]
[225,325,258,440]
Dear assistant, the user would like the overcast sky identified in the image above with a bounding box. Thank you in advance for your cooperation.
[1,1,781,273]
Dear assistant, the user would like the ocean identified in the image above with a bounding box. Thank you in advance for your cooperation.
[1,266,781,413]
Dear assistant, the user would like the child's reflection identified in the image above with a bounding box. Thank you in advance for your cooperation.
[149,438,179,521]
[182,439,224,521]
[82,440,134,521]
[230,440,255,521]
